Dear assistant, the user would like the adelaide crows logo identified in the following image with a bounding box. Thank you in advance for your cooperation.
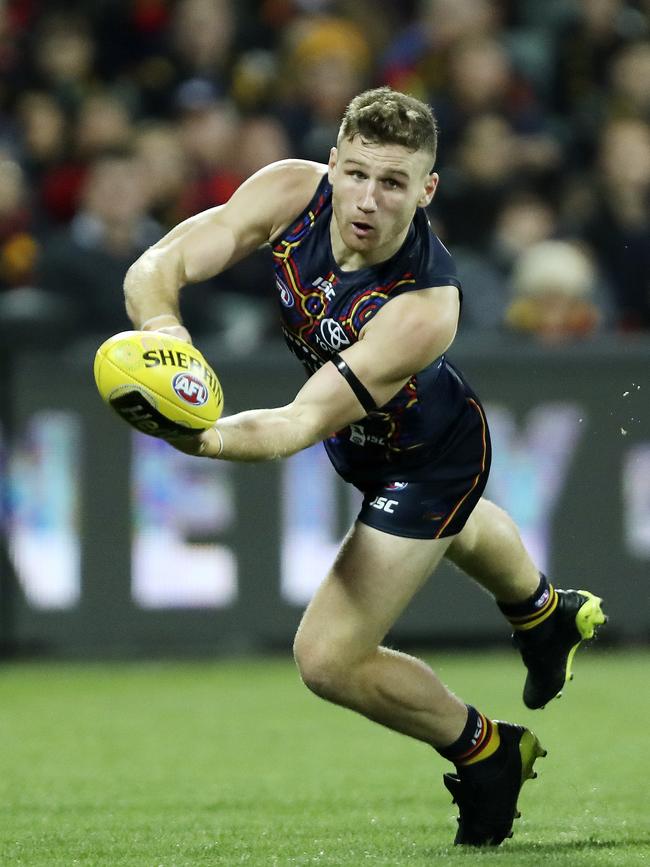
[276,276,294,308]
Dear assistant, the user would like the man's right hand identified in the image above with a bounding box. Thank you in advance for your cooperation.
[140,314,193,345]
[153,324,193,344]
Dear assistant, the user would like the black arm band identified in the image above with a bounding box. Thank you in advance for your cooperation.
[331,353,378,414]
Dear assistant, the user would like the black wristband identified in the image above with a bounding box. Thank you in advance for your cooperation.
[331,353,377,414]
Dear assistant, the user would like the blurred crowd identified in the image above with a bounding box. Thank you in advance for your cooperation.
[0,0,648,349]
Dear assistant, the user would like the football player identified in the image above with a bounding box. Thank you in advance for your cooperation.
[124,87,606,846]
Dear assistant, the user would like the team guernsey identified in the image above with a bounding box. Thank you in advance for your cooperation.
[272,173,490,538]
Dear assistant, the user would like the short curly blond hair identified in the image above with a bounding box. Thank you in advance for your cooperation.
[338,87,438,166]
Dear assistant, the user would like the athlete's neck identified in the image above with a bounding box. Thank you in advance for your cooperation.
[329,217,410,272]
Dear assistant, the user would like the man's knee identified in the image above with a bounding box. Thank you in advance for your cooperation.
[293,634,354,702]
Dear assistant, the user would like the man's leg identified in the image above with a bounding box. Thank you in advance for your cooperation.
[294,520,464,746]
[293,519,545,846]
[445,498,540,602]
[446,497,606,708]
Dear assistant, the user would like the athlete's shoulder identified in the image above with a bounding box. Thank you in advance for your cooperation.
[259,158,327,184]
[253,160,328,240]
[411,210,461,290]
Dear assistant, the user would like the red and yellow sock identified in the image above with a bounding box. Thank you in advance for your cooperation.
[438,706,501,767]
[498,573,558,632]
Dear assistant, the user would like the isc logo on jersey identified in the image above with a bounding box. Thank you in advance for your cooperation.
[172,372,208,406]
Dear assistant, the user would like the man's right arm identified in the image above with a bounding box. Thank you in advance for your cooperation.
[123,159,325,335]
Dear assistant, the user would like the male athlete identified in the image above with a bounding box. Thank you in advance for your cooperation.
[123,88,606,846]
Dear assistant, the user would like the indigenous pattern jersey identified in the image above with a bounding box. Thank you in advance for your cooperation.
[272,173,479,485]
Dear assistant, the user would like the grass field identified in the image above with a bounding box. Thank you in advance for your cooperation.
[0,649,648,867]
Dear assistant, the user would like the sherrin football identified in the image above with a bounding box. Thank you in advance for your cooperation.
[94,330,224,438]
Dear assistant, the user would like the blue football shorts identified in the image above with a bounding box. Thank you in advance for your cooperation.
[355,398,491,540]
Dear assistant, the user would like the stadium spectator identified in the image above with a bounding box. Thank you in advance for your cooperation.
[172,0,235,86]
[16,91,67,172]
[277,16,372,160]
[505,239,604,342]
[580,117,650,330]
[233,115,292,179]
[607,40,650,121]
[90,0,172,85]
[15,91,78,224]
[0,1,25,110]
[432,114,524,249]
[451,190,559,332]
[491,190,559,273]
[36,150,162,335]
[25,12,98,115]
[434,35,559,170]
[378,0,501,97]
[75,92,134,160]
[230,48,280,113]
[0,157,39,291]
[550,0,648,164]
[134,121,190,229]
[129,0,239,119]
[175,88,242,213]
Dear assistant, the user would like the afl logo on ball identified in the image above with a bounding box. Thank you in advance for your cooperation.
[172,373,208,406]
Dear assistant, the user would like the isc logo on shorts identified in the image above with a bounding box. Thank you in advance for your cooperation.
[369,496,399,514]
[172,373,208,405]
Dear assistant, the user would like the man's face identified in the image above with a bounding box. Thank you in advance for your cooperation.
[328,135,438,258]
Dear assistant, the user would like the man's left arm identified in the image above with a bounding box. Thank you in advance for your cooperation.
[179,285,460,461]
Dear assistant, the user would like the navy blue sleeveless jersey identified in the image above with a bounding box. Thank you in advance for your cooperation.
[272,173,489,507]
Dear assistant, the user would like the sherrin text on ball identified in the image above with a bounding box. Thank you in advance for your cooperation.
[94,330,223,438]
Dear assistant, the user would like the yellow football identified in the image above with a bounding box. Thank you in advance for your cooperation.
[93,330,224,438]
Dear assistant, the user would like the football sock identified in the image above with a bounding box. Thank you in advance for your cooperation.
[498,573,558,632]
[437,705,501,767]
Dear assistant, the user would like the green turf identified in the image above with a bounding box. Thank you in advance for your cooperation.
[0,650,647,866]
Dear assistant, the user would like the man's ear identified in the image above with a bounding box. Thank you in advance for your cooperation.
[327,147,338,184]
[418,172,439,207]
